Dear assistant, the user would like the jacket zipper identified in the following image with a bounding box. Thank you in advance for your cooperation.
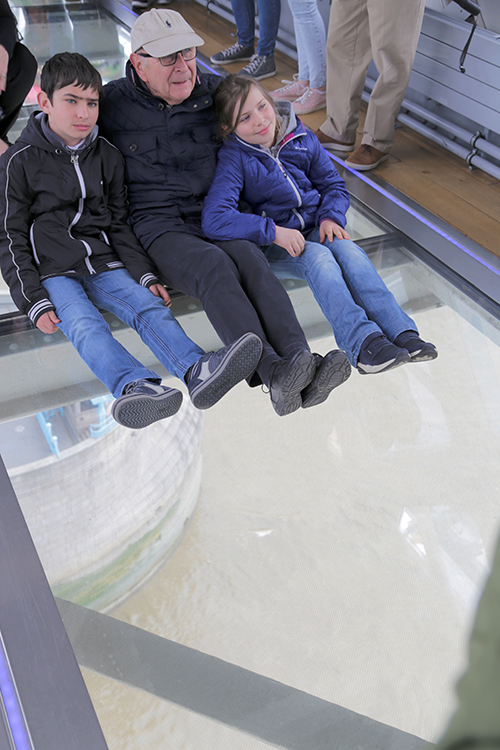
[69,153,96,274]
[237,133,306,229]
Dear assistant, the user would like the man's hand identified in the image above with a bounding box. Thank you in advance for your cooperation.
[149,283,171,307]
[36,310,61,334]
[319,219,351,243]
[0,45,9,95]
[274,225,305,257]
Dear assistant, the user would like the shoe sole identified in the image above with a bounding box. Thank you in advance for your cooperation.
[358,350,411,375]
[346,154,389,171]
[271,350,316,417]
[190,333,263,410]
[210,55,254,65]
[250,69,277,81]
[409,347,438,362]
[301,351,351,408]
[112,389,183,429]
[319,141,355,153]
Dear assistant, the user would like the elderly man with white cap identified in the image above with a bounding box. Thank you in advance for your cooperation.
[99,9,351,417]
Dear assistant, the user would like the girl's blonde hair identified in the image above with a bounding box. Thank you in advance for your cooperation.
[213,74,278,140]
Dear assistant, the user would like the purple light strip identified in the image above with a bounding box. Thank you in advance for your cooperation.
[0,633,32,750]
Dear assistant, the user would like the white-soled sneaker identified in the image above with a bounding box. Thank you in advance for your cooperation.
[270,75,307,101]
[186,333,263,409]
[238,54,276,81]
[210,42,254,65]
[293,87,327,115]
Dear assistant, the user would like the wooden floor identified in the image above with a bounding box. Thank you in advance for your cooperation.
[171,0,500,260]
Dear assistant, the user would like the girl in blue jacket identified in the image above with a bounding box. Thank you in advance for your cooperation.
[202,75,437,374]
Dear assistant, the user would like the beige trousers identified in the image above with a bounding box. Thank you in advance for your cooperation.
[321,0,425,152]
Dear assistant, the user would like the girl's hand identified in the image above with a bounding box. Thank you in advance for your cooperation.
[319,219,351,243]
[274,225,305,257]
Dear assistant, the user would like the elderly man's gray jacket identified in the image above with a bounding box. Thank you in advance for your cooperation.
[99,62,223,250]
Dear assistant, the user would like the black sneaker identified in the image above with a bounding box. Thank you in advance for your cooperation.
[301,350,351,408]
[269,350,316,416]
[393,331,438,362]
[210,42,254,65]
[357,333,410,375]
[187,332,262,409]
[112,380,183,429]
[238,54,276,80]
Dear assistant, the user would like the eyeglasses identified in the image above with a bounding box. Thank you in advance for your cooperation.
[137,47,197,67]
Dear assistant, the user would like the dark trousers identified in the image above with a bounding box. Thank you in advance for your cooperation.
[0,43,37,143]
[147,232,310,386]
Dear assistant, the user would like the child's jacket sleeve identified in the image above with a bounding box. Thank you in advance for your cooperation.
[304,133,350,229]
[202,147,277,246]
[0,147,56,324]
[99,143,160,289]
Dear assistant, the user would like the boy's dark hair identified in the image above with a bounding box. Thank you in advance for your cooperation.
[40,52,103,102]
[213,74,278,140]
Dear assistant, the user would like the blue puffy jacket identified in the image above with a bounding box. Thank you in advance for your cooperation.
[201,105,351,246]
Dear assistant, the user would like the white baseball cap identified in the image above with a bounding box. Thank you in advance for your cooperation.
[131,9,204,56]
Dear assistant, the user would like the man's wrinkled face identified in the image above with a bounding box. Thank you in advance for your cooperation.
[130,48,197,105]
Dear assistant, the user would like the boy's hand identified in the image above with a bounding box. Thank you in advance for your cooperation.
[149,283,171,307]
[320,219,351,243]
[36,310,61,334]
[274,226,305,257]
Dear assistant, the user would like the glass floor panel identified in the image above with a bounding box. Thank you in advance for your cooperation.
[1,2,500,748]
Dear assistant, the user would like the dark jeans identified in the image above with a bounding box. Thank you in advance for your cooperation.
[0,42,37,143]
[147,232,309,386]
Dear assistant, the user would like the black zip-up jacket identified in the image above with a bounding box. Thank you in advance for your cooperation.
[0,0,19,59]
[99,63,222,250]
[0,112,160,324]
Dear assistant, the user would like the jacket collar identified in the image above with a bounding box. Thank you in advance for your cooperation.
[39,113,98,153]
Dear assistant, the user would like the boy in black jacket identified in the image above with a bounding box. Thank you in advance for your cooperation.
[0,52,262,429]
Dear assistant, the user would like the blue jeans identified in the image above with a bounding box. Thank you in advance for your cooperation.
[264,228,417,366]
[231,0,281,57]
[42,270,204,398]
[287,0,326,89]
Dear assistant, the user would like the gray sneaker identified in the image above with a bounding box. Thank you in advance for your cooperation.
[239,54,276,81]
[112,380,183,429]
[187,332,263,410]
[210,42,254,65]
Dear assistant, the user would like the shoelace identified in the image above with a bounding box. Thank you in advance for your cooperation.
[244,54,264,74]
[295,87,325,104]
[220,42,245,59]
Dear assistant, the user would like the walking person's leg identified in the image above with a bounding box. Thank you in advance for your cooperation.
[316,0,371,150]
[286,0,327,115]
[362,0,425,153]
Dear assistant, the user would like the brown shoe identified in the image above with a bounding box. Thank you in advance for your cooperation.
[345,144,389,171]
[314,129,355,152]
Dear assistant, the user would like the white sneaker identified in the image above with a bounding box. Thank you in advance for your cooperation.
[292,87,327,115]
[270,75,307,101]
